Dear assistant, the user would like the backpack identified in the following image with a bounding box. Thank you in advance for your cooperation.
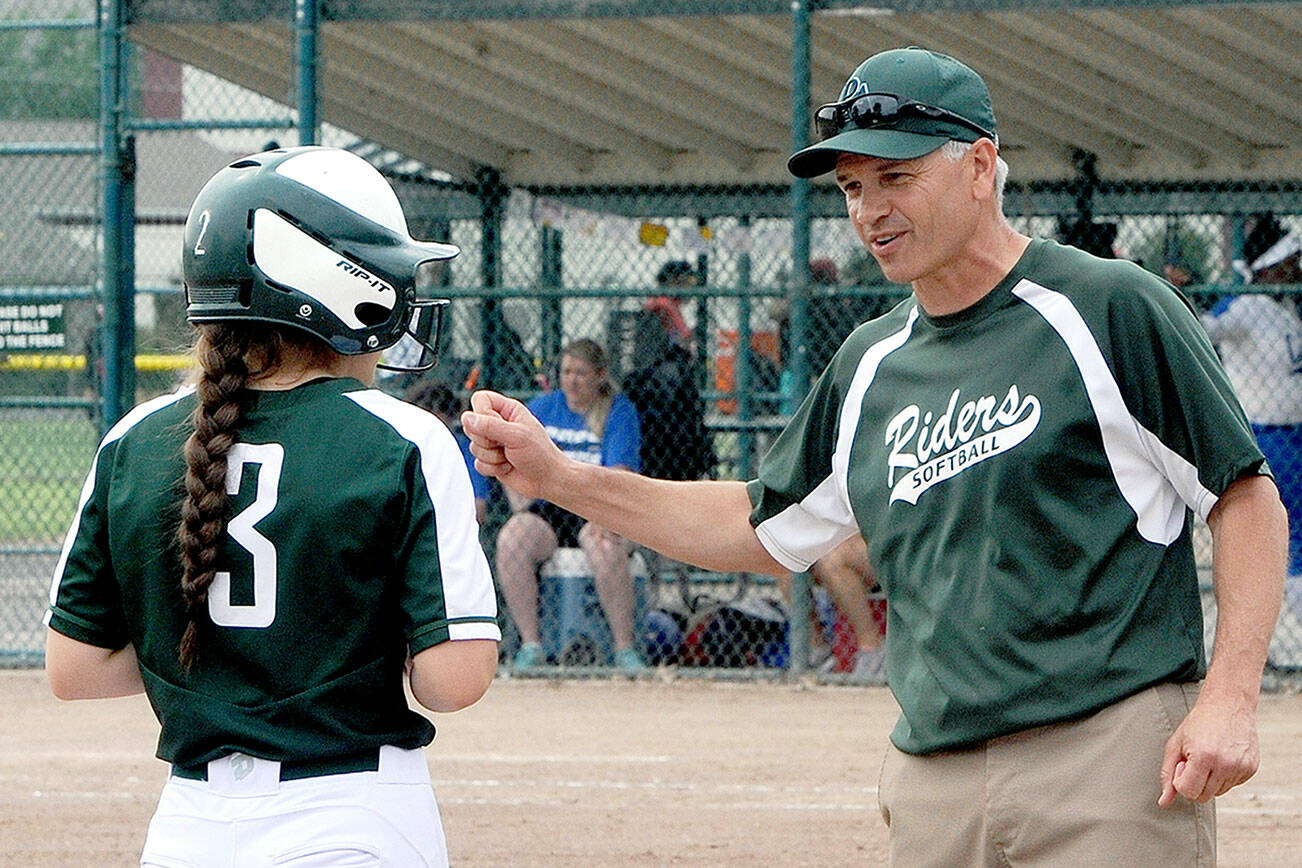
[678,596,789,669]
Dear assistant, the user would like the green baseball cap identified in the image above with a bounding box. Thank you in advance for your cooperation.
[787,47,998,179]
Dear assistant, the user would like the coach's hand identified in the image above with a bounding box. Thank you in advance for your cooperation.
[1158,690,1259,806]
[462,390,564,502]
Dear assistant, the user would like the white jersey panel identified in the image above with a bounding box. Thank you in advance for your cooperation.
[1012,280,1215,539]
[754,309,918,572]
[345,389,499,640]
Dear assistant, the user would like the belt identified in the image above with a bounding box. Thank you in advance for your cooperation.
[171,749,381,782]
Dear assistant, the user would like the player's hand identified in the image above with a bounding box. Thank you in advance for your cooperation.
[462,390,564,501]
[1158,690,1259,807]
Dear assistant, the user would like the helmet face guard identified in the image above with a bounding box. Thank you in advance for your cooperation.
[377,296,450,373]
[182,147,459,364]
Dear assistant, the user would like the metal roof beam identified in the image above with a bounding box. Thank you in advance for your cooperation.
[1090,9,1302,144]
[1182,8,1302,82]
[128,0,1302,25]
[132,24,492,179]
[462,19,762,171]
[917,13,1221,164]
[328,24,603,175]
[1006,12,1258,167]
[565,17,791,132]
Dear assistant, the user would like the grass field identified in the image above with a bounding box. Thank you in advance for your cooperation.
[0,414,97,545]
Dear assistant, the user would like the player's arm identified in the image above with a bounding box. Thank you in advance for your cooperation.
[1159,472,1286,806]
[408,638,498,713]
[44,628,144,700]
[464,390,785,575]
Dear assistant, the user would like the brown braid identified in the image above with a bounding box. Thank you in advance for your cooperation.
[176,324,253,669]
[174,323,337,668]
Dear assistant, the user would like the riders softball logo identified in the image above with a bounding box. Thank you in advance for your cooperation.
[885,384,1041,505]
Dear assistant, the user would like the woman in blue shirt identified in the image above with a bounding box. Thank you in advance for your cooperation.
[495,339,645,671]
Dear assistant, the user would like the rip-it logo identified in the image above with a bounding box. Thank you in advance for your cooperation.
[885,384,1041,505]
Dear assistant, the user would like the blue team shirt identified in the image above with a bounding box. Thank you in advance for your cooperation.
[454,430,490,500]
[527,390,641,471]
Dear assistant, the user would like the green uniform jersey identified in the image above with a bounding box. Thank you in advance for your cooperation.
[45,377,500,771]
[749,238,1266,754]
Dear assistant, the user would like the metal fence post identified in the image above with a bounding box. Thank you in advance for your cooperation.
[788,0,812,413]
[477,166,508,390]
[99,0,134,428]
[295,0,318,145]
[541,225,563,366]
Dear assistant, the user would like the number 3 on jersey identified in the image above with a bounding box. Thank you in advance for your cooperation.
[209,442,283,628]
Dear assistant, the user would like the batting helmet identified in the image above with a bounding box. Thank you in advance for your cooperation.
[182,146,458,370]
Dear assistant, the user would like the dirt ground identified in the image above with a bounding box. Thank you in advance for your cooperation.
[2,669,1299,867]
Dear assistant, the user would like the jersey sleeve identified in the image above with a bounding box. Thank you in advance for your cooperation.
[1108,276,1267,506]
[602,394,642,471]
[389,413,501,655]
[746,338,865,572]
[44,442,131,649]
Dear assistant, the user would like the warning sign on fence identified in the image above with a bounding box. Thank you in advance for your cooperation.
[0,302,66,352]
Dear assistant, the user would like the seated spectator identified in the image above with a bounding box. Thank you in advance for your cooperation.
[777,535,886,683]
[403,379,490,525]
[496,339,646,672]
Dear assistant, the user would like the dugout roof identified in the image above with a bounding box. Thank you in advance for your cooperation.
[126,0,1302,194]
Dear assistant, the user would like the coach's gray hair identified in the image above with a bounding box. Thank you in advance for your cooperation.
[940,140,1008,212]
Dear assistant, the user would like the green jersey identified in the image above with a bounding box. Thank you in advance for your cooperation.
[45,377,500,770]
[749,239,1265,754]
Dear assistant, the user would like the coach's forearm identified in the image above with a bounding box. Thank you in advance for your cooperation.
[545,462,785,575]
[1203,474,1286,703]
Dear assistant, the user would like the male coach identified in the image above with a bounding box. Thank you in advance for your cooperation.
[464,47,1285,865]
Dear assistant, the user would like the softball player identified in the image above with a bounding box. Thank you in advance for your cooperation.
[44,146,500,867]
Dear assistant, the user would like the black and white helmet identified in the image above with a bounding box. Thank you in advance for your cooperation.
[182,146,457,370]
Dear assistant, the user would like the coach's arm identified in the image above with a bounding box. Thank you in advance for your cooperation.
[463,390,786,576]
[1159,472,1286,806]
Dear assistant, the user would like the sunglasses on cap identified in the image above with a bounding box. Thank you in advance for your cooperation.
[814,92,996,144]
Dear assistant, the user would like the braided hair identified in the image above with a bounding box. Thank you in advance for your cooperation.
[174,323,331,668]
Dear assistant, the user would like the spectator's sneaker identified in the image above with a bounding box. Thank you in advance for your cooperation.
[613,647,648,673]
[513,642,544,670]
[847,648,887,684]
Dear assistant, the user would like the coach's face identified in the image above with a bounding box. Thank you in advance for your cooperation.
[835,143,985,289]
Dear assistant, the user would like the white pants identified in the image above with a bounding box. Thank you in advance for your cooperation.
[140,746,448,868]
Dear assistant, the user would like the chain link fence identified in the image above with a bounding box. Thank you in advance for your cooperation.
[3,3,1301,682]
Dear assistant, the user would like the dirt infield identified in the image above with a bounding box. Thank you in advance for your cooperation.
[2,669,1299,866]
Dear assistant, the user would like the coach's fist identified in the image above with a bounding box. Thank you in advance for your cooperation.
[1158,691,1259,806]
[463,390,564,502]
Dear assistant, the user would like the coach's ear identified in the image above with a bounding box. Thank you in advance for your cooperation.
[969,138,1000,204]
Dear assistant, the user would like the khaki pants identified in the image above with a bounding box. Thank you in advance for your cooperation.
[878,682,1215,867]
